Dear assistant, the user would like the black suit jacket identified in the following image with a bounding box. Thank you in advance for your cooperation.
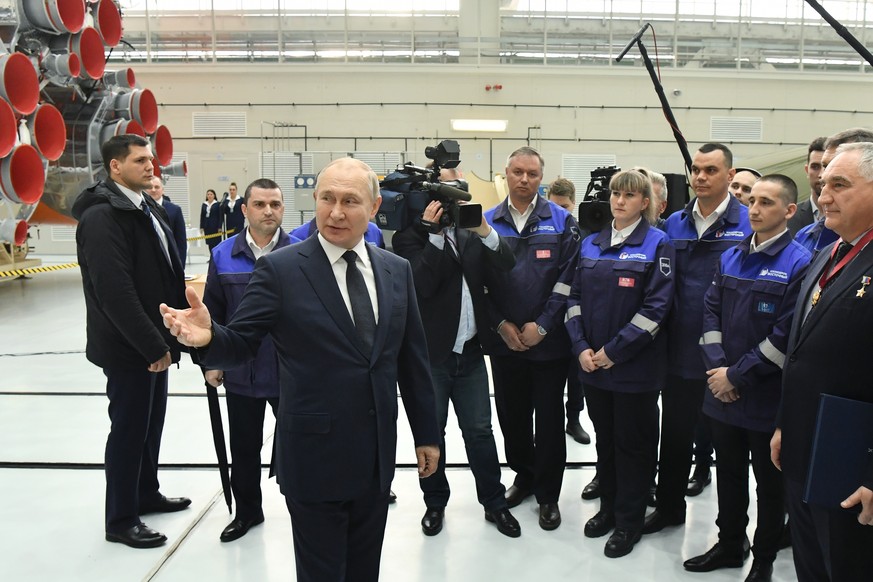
[222,197,245,235]
[197,235,439,501]
[161,196,187,265]
[780,238,873,489]
[788,198,815,237]
[73,180,186,369]
[392,224,516,364]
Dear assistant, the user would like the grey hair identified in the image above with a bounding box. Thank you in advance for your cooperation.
[317,157,380,202]
[836,142,873,182]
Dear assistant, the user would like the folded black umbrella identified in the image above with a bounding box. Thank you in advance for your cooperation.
[205,381,233,514]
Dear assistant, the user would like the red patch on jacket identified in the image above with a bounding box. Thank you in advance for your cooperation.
[618,277,635,288]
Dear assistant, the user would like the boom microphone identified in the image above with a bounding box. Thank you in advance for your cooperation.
[615,22,651,62]
[421,182,472,202]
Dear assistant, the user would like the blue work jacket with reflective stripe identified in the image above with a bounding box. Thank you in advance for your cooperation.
[794,217,838,257]
[700,231,811,432]
[483,196,580,361]
[663,196,751,379]
[565,220,676,393]
[202,228,296,398]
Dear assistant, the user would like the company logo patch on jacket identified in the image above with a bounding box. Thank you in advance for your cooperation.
[756,301,776,314]
[660,257,672,276]
[618,277,636,288]
[536,249,551,260]
[758,268,789,280]
[619,252,648,260]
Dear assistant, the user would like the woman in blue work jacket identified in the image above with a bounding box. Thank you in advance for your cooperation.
[565,169,676,559]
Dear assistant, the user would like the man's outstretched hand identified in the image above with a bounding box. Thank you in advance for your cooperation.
[160,286,213,348]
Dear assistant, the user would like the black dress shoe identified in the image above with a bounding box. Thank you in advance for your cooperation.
[746,559,773,582]
[584,510,615,538]
[683,542,750,572]
[485,508,521,538]
[220,516,264,543]
[604,528,642,558]
[421,507,444,536]
[646,484,657,508]
[504,485,532,508]
[745,559,774,582]
[641,510,684,534]
[139,495,192,515]
[106,523,167,549]
[686,466,712,497]
[566,420,591,444]
[538,503,561,531]
[581,474,600,500]
[389,490,397,504]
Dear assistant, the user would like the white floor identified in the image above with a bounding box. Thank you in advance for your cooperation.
[0,255,798,581]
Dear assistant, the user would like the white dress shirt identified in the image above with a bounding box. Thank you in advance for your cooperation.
[319,234,379,324]
[692,194,731,239]
[116,182,172,268]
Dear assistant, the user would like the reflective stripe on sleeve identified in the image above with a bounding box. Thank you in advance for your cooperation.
[630,313,660,338]
[699,331,723,345]
[758,338,786,369]
[552,282,571,296]
[565,305,581,321]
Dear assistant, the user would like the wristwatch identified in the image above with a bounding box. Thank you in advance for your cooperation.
[536,325,548,336]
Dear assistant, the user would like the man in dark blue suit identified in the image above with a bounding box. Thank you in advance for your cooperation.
[161,157,440,582]
[772,142,873,582]
[146,176,187,266]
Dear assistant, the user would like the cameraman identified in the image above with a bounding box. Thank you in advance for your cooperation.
[392,173,520,539]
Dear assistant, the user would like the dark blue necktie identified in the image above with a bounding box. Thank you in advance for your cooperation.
[343,250,376,353]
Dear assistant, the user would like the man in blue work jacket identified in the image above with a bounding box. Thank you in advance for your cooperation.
[687,175,810,582]
[644,143,752,535]
[482,146,581,531]
[203,178,297,542]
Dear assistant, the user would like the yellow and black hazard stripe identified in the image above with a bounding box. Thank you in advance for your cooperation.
[187,229,236,242]
[0,262,79,278]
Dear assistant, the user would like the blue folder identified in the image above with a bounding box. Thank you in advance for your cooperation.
[803,394,873,510]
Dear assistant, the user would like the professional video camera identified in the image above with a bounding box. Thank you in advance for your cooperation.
[578,165,620,233]
[375,140,482,232]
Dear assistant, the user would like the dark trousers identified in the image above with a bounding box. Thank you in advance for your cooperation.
[284,476,389,582]
[710,419,783,561]
[226,390,279,522]
[655,374,706,519]
[692,411,714,469]
[785,477,873,582]
[420,341,506,511]
[565,361,585,418]
[586,385,659,530]
[491,355,569,503]
[103,367,168,533]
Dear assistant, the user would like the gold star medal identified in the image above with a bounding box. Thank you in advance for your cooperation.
[857,276,871,298]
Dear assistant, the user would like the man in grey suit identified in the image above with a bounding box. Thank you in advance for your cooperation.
[772,142,873,581]
[161,157,440,582]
